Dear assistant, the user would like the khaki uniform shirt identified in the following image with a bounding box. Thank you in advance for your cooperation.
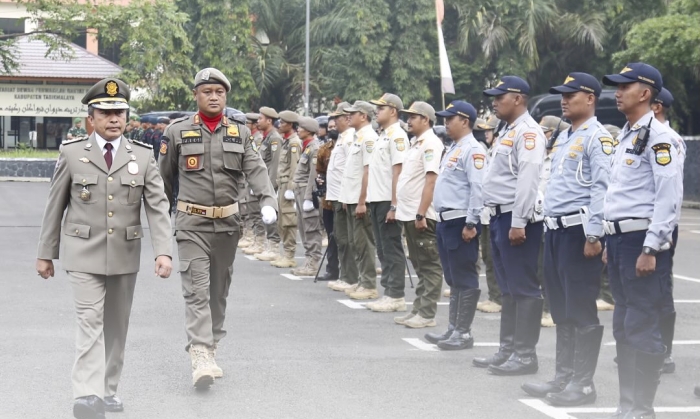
[294,138,320,201]
[259,129,283,190]
[277,132,303,191]
[368,121,408,203]
[340,125,377,205]
[396,129,444,222]
[37,135,172,275]
[159,114,277,233]
[326,128,353,202]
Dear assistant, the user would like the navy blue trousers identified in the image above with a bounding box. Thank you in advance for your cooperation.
[607,230,673,354]
[544,225,602,327]
[490,212,543,299]
[436,218,480,290]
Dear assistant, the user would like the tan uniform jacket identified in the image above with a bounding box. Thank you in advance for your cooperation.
[260,130,283,190]
[293,139,320,201]
[159,114,277,233]
[277,133,303,213]
[37,135,172,275]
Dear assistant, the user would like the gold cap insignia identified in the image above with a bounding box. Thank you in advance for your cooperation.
[105,81,118,97]
[564,76,575,84]
[620,67,633,74]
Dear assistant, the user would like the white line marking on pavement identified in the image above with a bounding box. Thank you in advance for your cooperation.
[337,300,366,309]
[519,399,577,419]
[244,255,257,260]
[605,340,700,346]
[280,273,303,281]
[676,274,700,283]
[690,230,700,234]
[403,338,500,352]
[679,223,700,226]
[674,300,700,303]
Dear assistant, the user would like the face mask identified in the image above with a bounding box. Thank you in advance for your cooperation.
[327,129,339,140]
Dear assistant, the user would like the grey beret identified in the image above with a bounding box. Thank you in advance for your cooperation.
[194,68,231,92]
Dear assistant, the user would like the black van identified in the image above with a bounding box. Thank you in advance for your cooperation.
[528,90,627,128]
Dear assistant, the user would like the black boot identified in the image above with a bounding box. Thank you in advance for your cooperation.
[473,295,515,368]
[73,395,105,419]
[627,350,664,419]
[489,297,543,376]
[438,289,480,350]
[660,311,676,374]
[522,323,575,398]
[607,343,635,419]
[426,289,457,344]
[546,324,604,406]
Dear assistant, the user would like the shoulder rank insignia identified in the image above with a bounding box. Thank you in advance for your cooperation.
[130,139,153,149]
[62,136,88,145]
[599,137,614,155]
[651,143,672,166]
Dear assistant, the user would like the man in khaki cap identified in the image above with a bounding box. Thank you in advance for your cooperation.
[253,106,284,260]
[364,93,410,312]
[36,78,173,419]
[289,116,323,275]
[326,102,360,292]
[339,101,379,300]
[238,112,266,252]
[271,110,303,268]
[393,102,445,329]
[159,67,278,389]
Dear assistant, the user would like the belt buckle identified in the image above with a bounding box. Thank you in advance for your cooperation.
[213,207,223,219]
[185,205,193,215]
[561,216,568,229]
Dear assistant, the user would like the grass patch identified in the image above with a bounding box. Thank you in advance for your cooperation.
[0,149,60,159]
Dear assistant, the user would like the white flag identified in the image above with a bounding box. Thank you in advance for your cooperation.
[435,0,454,94]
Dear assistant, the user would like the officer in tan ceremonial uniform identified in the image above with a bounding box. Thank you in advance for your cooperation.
[253,107,284,261]
[159,68,278,389]
[290,116,323,276]
[36,78,173,419]
[271,111,303,268]
[238,112,266,252]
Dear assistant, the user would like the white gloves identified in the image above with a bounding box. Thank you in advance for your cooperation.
[303,200,314,212]
[284,190,295,201]
[261,206,277,225]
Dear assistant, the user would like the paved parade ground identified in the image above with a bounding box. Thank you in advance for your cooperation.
[1,181,699,419]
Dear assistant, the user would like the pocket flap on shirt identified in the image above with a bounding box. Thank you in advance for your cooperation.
[72,174,98,185]
[121,176,145,187]
[181,143,205,156]
[126,225,143,240]
[64,222,90,239]
[222,141,245,154]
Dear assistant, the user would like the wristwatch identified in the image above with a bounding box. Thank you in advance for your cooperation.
[389,205,397,212]
[586,236,600,244]
[642,246,658,256]
[415,214,425,221]
[465,222,476,230]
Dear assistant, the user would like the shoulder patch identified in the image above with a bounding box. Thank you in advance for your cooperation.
[523,132,537,150]
[473,153,485,169]
[424,149,434,161]
[651,143,672,166]
[365,141,375,153]
[61,136,88,145]
[130,139,153,149]
[159,139,168,155]
[599,137,614,155]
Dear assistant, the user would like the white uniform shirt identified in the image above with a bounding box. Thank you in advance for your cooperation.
[325,128,354,202]
[340,125,376,204]
[367,121,409,203]
[396,129,444,222]
[95,134,121,160]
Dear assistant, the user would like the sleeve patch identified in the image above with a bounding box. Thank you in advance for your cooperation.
[599,137,614,155]
[473,153,485,169]
[159,139,168,155]
[394,138,406,151]
[365,141,374,153]
[523,132,537,150]
[652,143,672,166]
[424,149,434,161]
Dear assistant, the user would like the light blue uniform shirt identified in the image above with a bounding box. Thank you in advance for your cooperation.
[604,111,680,250]
[482,111,546,228]
[664,121,686,226]
[434,133,486,224]
[543,117,612,237]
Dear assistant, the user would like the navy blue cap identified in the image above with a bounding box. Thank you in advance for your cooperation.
[602,63,663,90]
[549,72,602,97]
[436,100,478,122]
[483,76,530,96]
[654,87,674,108]
[157,117,170,124]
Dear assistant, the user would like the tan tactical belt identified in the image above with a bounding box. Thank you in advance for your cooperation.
[177,201,239,219]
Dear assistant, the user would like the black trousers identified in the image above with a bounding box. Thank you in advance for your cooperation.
[323,208,339,275]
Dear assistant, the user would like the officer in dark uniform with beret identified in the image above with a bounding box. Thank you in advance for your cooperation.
[159,68,278,389]
[36,78,173,419]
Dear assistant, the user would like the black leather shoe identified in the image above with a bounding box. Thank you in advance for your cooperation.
[473,350,511,368]
[318,271,339,282]
[426,291,457,344]
[522,323,575,398]
[437,289,480,351]
[73,396,105,419]
[489,353,539,376]
[104,395,124,413]
[662,356,675,374]
[474,295,516,368]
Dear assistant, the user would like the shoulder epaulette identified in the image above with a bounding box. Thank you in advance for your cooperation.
[129,139,153,149]
[171,115,189,124]
[61,136,88,145]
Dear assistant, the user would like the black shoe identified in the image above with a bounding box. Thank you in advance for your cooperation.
[627,349,664,418]
[73,396,105,419]
[546,324,604,407]
[607,343,635,419]
[489,297,543,376]
[473,295,515,368]
[426,289,457,344]
[437,289,480,351]
[522,323,575,398]
[104,395,124,413]
[660,311,676,374]
[318,271,339,282]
